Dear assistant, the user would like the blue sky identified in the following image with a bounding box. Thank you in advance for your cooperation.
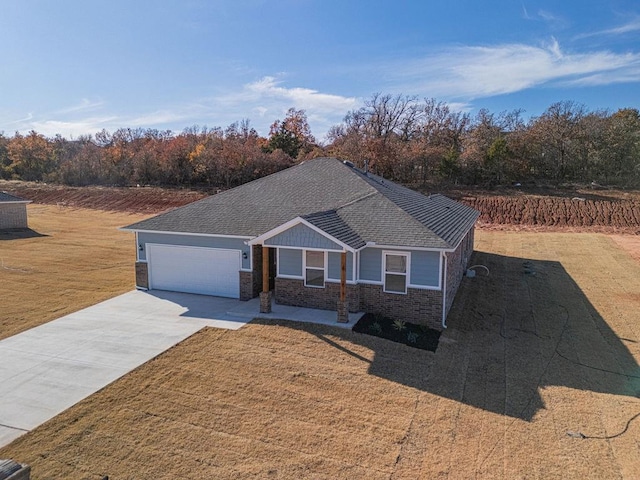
[1,0,639,141]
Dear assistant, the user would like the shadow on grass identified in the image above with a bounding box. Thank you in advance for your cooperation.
[353,313,441,352]
[0,228,48,240]
[253,251,639,421]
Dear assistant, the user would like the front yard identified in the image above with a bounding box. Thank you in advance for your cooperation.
[0,205,638,479]
[0,205,146,339]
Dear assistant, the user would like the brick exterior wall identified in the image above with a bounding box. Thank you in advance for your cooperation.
[359,283,443,330]
[273,227,476,330]
[275,278,443,330]
[239,245,263,301]
[0,203,28,229]
[275,278,361,312]
[135,261,149,289]
[239,272,253,301]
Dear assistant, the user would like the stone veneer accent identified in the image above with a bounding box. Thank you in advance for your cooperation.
[260,291,273,313]
[336,299,349,323]
[135,261,149,289]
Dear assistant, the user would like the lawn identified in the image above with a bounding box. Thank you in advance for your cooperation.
[0,211,638,478]
[0,204,147,339]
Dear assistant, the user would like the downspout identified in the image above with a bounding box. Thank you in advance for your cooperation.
[441,252,448,329]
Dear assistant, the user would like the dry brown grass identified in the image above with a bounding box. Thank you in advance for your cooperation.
[1,228,638,479]
[0,204,147,339]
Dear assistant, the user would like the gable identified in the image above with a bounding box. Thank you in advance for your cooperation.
[264,223,343,251]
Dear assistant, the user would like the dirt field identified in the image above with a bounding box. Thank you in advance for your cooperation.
[460,194,640,233]
[2,180,640,233]
[0,180,207,215]
[1,230,638,479]
[0,205,147,339]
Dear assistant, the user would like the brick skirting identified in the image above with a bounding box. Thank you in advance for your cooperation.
[275,277,444,329]
[275,278,361,312]
[360,283,443,330]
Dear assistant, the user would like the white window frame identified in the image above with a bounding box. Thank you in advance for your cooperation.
[303,249,326,288]
[383,251,410,294]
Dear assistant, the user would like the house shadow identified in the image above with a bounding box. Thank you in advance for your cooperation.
[0,228,48,240]
[253,251,639,421]
[145,289,251,326]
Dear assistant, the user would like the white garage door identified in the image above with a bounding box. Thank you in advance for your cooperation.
[147,244,240,298]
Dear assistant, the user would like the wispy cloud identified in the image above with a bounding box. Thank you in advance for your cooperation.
[213,76,358,138]
[55,98,105,115]
[126,109,197,127]
[243,76,358,112]
[574,17,640,39]
[3,79,358,139]
[522,6,568,28]
[27,116,119,138]
[393,38,640,99]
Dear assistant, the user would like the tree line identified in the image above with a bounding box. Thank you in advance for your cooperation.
[1,97,639,189]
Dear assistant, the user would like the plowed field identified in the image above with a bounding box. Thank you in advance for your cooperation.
[0,181,207,215]
[459,195,640,233]
[2,180,638,232]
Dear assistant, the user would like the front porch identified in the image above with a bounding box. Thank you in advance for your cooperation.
[251,244,353,324]
[230,296,364,329]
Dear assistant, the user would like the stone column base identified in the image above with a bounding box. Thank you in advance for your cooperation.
[260,291,273,313]
[337,299,349,323]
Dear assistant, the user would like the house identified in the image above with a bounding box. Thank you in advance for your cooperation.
[0,192,31,230]
[122,157,479,330]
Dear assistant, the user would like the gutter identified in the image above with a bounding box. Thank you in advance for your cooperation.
[441,252,448,329]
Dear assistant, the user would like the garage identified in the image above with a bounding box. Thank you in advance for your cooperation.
[147,244,240,298]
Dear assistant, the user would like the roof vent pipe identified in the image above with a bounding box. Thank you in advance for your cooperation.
[364,159,369,174]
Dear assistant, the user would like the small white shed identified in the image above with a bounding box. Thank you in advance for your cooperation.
[0,192,31,230]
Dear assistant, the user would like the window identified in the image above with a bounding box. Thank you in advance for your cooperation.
[384,252,408,294]
[305,250,325,287]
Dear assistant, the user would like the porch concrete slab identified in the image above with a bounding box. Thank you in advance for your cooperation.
[226,297,365,329]
[0,290,252,448]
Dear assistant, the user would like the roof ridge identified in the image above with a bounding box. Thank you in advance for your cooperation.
[342,167,479,248]
[336,181,446,245]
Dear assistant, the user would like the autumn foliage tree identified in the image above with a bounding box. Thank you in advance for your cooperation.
[2,98,639,189]
[264,108,316,159]
[6,131,55,181]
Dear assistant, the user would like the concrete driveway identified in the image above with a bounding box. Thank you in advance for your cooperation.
[0,290,251,447]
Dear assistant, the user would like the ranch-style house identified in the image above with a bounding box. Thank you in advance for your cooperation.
[123,157,479,330]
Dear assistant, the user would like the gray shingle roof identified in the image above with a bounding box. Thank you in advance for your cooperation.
[0,192,29,203]
[124,157,479,250]
[302,210,367,250]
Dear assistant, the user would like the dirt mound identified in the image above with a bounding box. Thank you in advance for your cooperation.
[3,181,639,232]
[460,195,640,233]
[0,181,207,214]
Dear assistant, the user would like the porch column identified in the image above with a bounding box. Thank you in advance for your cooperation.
[259,245,272,313]
[337,251,349,323]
